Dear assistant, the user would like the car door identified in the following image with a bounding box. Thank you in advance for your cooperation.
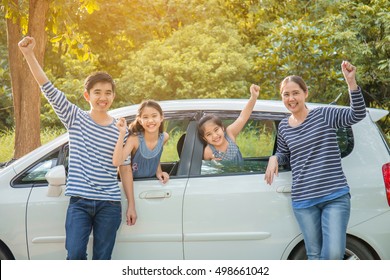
[25,113,194,260]
[182,113,302,259]
[112,113,196,259]
[18,144,70,260]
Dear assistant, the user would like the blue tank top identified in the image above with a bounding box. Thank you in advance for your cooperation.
[208,133,243,164]
[131,133,164,178]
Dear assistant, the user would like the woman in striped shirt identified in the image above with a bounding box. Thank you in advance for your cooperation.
[265,61,366,260]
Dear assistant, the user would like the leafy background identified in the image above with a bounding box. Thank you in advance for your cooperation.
[0,0,389,162]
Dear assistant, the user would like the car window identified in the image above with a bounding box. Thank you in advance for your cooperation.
[200,116,354,176]
[200,117,278,175]
[161,119,190,162]
[128,110,197,178]
[12,149,61,187]
[336,127,354,158]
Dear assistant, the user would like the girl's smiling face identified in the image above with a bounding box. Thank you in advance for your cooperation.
[138,106,163,133]
[202,120,225,146]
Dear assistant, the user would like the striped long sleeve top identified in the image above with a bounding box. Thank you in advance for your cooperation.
[275,87,366,208]
[41,82,122,201]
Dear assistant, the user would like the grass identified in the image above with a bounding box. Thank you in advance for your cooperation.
[0,127,66,163]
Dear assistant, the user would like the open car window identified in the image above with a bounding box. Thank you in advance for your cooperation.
[200,117,278,175]
[129,110,197,179]
[200,112,355,176]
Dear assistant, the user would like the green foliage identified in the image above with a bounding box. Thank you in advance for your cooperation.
[161,130,182,162]
[116,19,256,105]
[253,18,345,102]
[0,15,13,131]
[40,53,99,128]
[0,127,66,162]
[1,0,389,136]
[221,0,389,132]
[236,129,274,158]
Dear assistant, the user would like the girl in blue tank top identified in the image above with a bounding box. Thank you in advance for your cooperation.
[113,100,170,184]
[197,84,260,164]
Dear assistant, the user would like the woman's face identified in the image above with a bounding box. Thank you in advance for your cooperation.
[281,81,308,114]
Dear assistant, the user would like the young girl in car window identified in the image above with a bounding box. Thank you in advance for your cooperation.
[113,100,170,184]
[197,84,260,164]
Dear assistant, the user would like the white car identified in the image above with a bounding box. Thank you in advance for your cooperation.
[0,99,389,260]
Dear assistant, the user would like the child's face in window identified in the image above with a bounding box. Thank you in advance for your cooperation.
[202,120,225,146]
[138,106,163,133]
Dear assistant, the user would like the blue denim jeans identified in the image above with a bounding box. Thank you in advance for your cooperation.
[293,193,351,260]
[65,196,122,260]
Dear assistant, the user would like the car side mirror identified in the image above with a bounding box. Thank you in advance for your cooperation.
[45,165,66,197]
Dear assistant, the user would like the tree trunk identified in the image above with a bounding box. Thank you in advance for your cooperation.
[7,0,50,159]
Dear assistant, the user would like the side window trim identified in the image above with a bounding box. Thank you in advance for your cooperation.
[11,146,65,188]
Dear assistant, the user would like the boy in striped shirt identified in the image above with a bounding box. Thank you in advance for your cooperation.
[18,36,137,260]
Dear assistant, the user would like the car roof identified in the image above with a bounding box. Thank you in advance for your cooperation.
[109,99,389,122]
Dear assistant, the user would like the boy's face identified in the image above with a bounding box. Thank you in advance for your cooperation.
[84,82,115,113]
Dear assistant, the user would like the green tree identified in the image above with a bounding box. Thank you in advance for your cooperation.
[1,0,99,158]
[0,14,13,131]
[321,0,390,132]
[4,0,50,158]
[220,0,389,133]
[117,19,256,104]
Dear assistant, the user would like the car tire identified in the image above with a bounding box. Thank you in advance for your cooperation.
[0,244,14,260]
[288,236,377,260]
[344,237,377,260]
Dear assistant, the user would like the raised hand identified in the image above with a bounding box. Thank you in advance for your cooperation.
[341,61,358,91]
[250,84,260,99]
[18,36,36,55]
[116,117,127,135]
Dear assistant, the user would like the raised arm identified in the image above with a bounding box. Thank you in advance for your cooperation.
[341,60,358,91]
[18,36,49,86]
[323,61,366,128]
[226,84,260,140]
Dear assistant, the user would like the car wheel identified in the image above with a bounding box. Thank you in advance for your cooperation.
[0,244,14,260]
[288,236,377,260]
[343,237,377,260]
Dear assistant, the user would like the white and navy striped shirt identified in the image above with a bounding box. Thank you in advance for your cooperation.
[275,88,366,208]
[41,82,122,201]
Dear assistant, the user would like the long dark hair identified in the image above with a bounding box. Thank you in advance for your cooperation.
[129,100,164,134]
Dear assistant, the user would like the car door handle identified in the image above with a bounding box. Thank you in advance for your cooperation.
[276,186,291,193]
[139,190,172,199]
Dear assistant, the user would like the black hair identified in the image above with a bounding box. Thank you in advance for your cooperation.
[129,100,164,134]
[197,114,224,145]
[84,71,115,93]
